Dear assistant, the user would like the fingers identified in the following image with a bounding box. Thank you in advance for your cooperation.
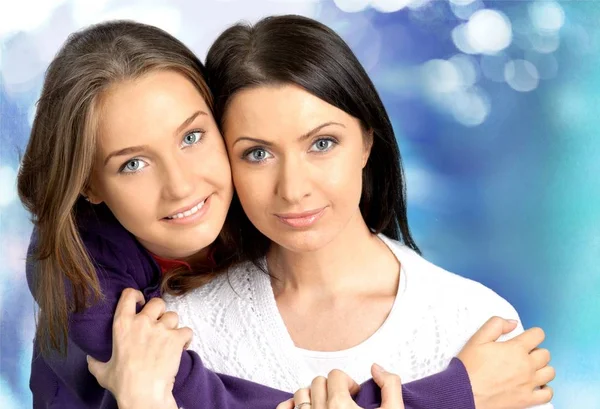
[530,348,551,370]
[176,326,194,350]
[371,364,404,409]
[276,398,295,409]
[510,327,545,352]
[469,316,518,345]
[310,376,327,409]
[86,355,107,387]
[293,387,311,409]
[159,311,180,329]
[327,369,360,403]
[139,297,166,320]
[531,385,554,406]
[114,288,145,320]
[533,366,556,387]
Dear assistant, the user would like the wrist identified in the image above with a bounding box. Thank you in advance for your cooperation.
[116,382,177,409]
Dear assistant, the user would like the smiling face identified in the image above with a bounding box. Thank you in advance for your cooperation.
[223,84,372,253]
[87,69,233,259]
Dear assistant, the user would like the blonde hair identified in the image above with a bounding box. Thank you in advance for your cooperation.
[17,20,212,355]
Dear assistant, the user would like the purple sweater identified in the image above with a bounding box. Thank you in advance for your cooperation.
[27,201,475,409]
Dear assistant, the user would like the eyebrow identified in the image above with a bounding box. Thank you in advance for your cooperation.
[103,110,207,166]
[232,121,345,148]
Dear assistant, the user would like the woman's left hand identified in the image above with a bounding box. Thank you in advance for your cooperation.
[86,289,192,409]
[278,364,404,409]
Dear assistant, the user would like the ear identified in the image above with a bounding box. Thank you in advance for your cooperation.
[82,184,103,205]
[362,129,374,169]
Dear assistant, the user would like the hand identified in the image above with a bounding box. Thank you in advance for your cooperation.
[458,316,555,409]
[86,289,193,409]
[277,364,404,409]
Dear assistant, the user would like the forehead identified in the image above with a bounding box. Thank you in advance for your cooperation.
[224,84,353,135]
[97,70,208,150]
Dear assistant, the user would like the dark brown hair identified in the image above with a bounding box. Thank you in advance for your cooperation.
[205,15,420,264]
[17,20,213,355]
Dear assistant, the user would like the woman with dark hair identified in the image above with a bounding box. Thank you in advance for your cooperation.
[19,17,549,409]
[94,15,554,409]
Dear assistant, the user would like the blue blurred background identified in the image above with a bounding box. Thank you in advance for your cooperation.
[1,0,598,407]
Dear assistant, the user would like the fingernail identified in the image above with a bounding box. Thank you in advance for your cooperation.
[373,363,386,374]
[508,319,518,324]
[86,355,91,363]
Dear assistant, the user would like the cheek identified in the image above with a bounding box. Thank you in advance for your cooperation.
[102,176,159,224]
[319,152,364,206]
[231,164,271,218]
[202,138,233,188]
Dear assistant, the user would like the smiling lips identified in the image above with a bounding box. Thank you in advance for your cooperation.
[163,195,211,225]
[276,207,326,228]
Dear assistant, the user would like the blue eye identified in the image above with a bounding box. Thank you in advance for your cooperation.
[244,148,273,163]
[181,130,204,147]
[120,158,147,174]
[309,138,336,152]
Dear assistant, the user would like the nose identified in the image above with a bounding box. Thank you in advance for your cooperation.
[275,156,311,204]
[161,156,194,200]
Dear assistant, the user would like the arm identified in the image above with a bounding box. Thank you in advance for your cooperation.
[29,224,474,409]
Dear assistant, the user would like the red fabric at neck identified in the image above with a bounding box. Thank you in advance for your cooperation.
[151,253,192,275]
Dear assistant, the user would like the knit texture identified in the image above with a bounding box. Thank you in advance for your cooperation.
[165,234,553,408]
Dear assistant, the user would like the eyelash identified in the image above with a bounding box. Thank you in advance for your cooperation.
[118,129,205,175]
[242,137,339,164]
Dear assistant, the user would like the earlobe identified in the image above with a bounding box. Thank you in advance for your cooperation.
[82,187,103,205]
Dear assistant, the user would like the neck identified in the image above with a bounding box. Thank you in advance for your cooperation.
[267,210,395,296]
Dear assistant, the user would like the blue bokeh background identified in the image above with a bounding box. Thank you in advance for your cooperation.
[1,1,599,407]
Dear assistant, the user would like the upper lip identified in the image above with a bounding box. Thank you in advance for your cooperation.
[164,196,209,218]
[275,207,326,219]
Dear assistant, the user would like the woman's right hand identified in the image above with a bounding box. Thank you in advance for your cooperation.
[86,289,193,409]
[458,316,555,409]
[278,365,404,409]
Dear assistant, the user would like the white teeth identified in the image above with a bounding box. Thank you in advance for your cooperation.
[166,198,206,220]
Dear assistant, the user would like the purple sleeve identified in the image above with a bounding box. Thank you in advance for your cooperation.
[173,353,475,409]
[27,224,474,409]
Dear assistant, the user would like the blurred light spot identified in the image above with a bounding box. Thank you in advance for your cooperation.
[504,59,539,92]
[371,0,412,13]
[421,59,462,94]
[333,15,381,72]
[480,52,510,82]
[450,0,483,21]
[404,165,435,205]
[450,87,490,126]
[452,24,478,54]
[511,16,533,35]
[566,24,595,55]
[529,1,565,33]
[449,54,479,88]
[1,34,45,95]
[407,0,433,10]
[529,32,560,53]
[333,0,370,13]
[0,167,18,207]
[466,9,512,54]
[450,0,476,5]
[525,51,558,80]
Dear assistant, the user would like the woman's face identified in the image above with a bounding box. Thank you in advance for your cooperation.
[88,69,233,259]
[223,84,372,253]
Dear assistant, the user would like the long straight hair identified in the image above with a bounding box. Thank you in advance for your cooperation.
[17,20,214,355]
[206,15,420,264]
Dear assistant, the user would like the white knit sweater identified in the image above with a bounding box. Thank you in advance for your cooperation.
[164,235,552,408]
